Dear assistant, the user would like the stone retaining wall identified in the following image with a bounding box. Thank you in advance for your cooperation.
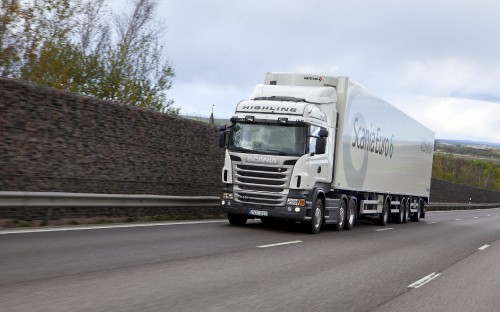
[0,78,224,196]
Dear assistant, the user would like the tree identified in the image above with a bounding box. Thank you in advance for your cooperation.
[99,0,177,113]
[0,0,177,113]
[0,0,22,76]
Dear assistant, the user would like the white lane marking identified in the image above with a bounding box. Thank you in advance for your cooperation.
[0,220,227,235]
[257,240,303,248]
[427,222,437,224]
[376,228,394,232]
[408,272,442,289]
[473,217,479,219]
[455,219,462,221]
[478,244,490,251]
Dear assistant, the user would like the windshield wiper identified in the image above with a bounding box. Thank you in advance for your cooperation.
[260,149,289,156]
[228,146,254,153]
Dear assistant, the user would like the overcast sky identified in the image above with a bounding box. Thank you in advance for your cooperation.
[115,0,500,143]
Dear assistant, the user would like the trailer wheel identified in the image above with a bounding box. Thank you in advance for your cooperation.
[228,214,247,225]
[332,199,346,232]
[344,198,356,230]
[307,198,324,234]
[403,199,410,223]
[376,197,389,226]
[394,198,404,224]
[411,201,421,222]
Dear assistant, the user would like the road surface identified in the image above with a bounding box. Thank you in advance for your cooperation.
[1,208,499,312]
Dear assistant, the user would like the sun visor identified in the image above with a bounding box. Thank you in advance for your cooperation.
[250,85,337,104]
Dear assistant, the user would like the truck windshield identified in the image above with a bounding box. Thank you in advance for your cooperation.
[228,122,307,156]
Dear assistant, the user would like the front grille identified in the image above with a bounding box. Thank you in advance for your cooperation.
[232,159,295,207]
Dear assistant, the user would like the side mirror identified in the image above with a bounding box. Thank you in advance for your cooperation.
[319,128,329,138]
[316,137,326,154]
[218,125,227,148]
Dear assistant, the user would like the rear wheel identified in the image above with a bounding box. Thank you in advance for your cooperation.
[411,200,421,222]
[376,197,389,226]
[344,198,356,230]
[228,214,247,225]
[403,199,410,223]
[333,199,346,231]
[393,198,404,224]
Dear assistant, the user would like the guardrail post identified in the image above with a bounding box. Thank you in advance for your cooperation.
[45,207,52,224]
[135,207,141,221]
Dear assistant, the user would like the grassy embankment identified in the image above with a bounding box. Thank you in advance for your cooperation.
[433,143,500,191]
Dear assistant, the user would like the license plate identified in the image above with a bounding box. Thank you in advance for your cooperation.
[249,209,268,217]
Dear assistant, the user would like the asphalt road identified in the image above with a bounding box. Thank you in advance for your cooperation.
[1,208,499,312]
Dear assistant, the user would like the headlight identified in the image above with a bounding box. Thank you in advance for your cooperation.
[222,192,233,200]
[287,198,305,206]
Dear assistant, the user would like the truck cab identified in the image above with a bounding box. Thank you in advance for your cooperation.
[218,73,341,233]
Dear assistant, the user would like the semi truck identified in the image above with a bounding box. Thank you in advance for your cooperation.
[218,72,434,234]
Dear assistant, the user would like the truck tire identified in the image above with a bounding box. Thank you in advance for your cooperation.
[308,198,325,234]
[228,214,247,225]
[403,199,410,223]
[333,199,346,231]
[394,199,404,224]
[376,197,389,226]
[411,201,421,222]
[344,198,356,230]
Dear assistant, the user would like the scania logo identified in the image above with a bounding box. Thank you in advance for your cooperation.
[246,156,278,165]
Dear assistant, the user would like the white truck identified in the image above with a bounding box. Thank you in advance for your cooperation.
[218,72,434,233]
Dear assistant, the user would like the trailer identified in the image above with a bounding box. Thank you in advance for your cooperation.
[219,72,434,233]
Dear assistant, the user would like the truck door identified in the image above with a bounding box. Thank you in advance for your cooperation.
[308,125,330,183]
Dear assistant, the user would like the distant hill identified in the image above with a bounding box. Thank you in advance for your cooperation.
[436,139,500,149]
[180,115,229,127]
[435,139,500,161]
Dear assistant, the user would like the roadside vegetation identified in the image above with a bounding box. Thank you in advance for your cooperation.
[0,0,177,113]
[433,141,500,191]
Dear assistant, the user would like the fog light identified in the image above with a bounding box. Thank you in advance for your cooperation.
[221,200,225,205]
[294,207,301,212]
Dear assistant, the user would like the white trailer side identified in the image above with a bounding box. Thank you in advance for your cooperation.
[333,78,435,198]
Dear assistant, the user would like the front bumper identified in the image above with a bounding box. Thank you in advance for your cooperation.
[221,200,312,221]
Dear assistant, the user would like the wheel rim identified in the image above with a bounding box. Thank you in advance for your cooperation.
[348,207,354,225]
[339,205,345,227]
[314,205,322,229]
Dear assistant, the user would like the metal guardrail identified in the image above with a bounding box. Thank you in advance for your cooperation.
[0,192,220,207]
[426,202,500,210]
[0,192,498,209]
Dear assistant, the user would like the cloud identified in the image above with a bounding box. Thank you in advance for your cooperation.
[390,95,500,143]
[109,0,500,143]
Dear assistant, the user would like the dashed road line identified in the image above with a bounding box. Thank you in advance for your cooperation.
[408,272,442,289]
[478,244,490,251]
[376,228,394,232]
[257,240,303,248]
[427,222,437,224]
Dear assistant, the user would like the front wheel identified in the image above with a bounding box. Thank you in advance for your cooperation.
[228,214,247,225]
[307,198,324,234]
